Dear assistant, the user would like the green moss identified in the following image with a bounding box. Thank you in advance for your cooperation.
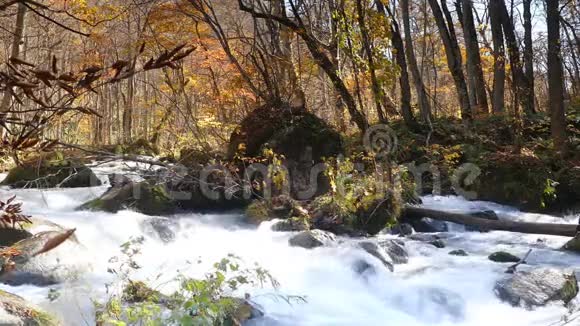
[245,200,272,224]
[468,152,555,212]
[1,156,101,189]
[136,184,175,216]
[79,182,175,216]
[0,290,59,326]
[560,274,579,304]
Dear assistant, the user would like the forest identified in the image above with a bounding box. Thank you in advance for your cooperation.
[0,0,579,325]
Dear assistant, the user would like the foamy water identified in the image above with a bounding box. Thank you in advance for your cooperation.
[0,163,579,326]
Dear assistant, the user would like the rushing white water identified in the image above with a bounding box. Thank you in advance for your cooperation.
[0,164,579,326]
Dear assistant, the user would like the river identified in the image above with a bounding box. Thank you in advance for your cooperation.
[0,162,579,326]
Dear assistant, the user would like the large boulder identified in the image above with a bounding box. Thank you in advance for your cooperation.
[245,196,309,225]
[357,240,409,272]
[563,234,580,253]
[1,155,100,189]
[1,229,77,286]
[78,181,175,216]
[288,230,336,249]
[494,268,578,307]
[467,152,555,212]
[0,217,79,248]
[0,290,59,325]
[271,217,310,232]
[357,241,394,272]
[227,102,343,199]
[311,192,401,236]
[551,166,580,213]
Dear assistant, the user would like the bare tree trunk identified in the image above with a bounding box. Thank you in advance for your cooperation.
[497,0,532,118]
[489,0,506,114]
[376,0,417,127]
[427,0,472,123]
[123,74,134,144]
[459,0,489,115]
[356,0,387,122]
[0,3,27,137]
[547,0,567,152]
[239,0,369,131]
[400,0,433,122]
[523,0,536,113]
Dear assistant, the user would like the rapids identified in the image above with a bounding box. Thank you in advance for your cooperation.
[0,163,579,326]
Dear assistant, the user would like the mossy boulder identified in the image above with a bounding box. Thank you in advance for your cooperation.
[227,102,343,199]
[0,217,79,248]
[271,216,310,232]
[0,290,60,325]
[310,191,401,236]
[494,268,578,307]
[563,234,580,253]
[353,193,402,235]
[468,152,555,212]
[488,251,521,263]
[245,196,309,225]
[245,200,272,225]
[552,166,580,213]
[1,155,101,189]
[79,181,175,216]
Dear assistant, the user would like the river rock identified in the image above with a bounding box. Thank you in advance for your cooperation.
[1,229,78,286]
[78,181,176,216]
[0,290,60,325]
[271,217,310,232]
[408,233,443,242]
[1,155,100,189]
[494,268,579,307]
[0,217,80,248]
[288,230,336,249]
[394,287,465,322]
[227,102,342,199]
[379,239,409,264]
[140,217,177,243]
[430,240,446,248]
[563,234,580,253]
[407,217,449,233]
[488,251,521,263]
[357,241,394,272]
[388,223,414,236]
[225,298,264,325]
[449,249,468,256]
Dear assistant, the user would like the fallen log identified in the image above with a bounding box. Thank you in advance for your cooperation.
[402,206,578,237]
